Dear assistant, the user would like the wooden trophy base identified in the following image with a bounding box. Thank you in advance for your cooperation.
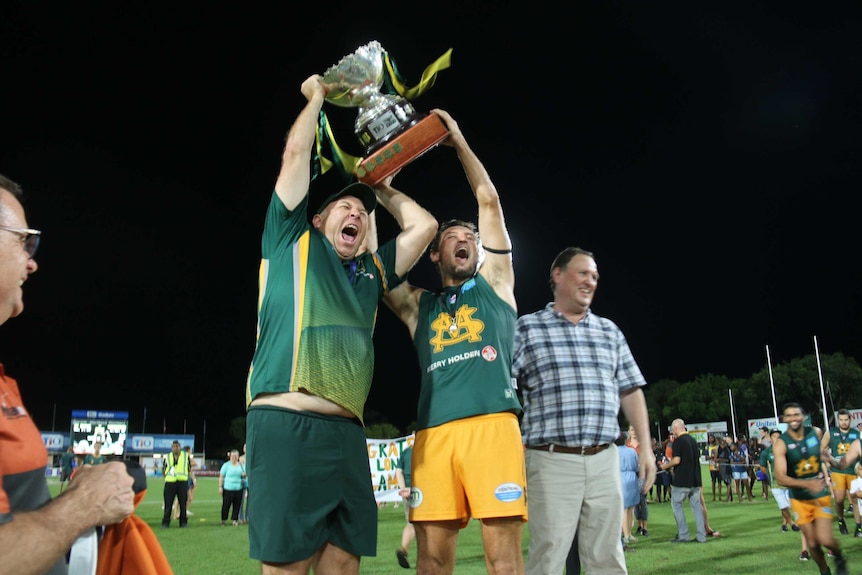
[355,114,449,186]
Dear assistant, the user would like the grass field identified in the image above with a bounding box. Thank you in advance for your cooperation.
[49,469,860,574]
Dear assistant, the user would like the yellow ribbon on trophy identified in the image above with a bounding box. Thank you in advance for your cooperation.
[313,48,453,183]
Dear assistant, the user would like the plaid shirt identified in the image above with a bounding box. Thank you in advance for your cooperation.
[513,303,647,447]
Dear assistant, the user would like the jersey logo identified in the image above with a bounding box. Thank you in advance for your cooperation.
[794,456,820,477]
[838,442,851,455]
[429,304,484,352]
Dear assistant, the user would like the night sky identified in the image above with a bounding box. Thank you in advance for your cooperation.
[2,3,859,449]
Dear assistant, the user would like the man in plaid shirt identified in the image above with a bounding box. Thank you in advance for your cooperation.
[513,246,656,575]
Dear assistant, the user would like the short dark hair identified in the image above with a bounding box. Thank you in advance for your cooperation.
[838,408,851,417]
[429,219,478,254]
[781,402,805,415]
[548,247,594,291]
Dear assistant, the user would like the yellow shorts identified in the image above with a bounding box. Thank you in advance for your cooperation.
[790,495,833,525]
[831,472,854,491]
[409,412,527,526]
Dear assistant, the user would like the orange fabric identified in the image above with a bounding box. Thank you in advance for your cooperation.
[96,490,174,575]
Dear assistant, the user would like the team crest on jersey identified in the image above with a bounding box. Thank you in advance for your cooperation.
[794,456,820,477]
[429,304,484,352]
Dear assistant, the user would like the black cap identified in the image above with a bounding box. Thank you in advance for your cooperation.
[316,182,376,215]
[770,428,781,435]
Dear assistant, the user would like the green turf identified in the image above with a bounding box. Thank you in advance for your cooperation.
[48,469,858,574]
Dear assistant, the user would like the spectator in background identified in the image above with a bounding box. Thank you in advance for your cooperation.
[219,449,246,527]
[706,435,720,501]
[618,434,640,547]
[759,427,772,449]
[394,444,415,569]
[729,441,748,503]
[84,441,107,465]
[0,173,135,575]
[653,438,671,503]
[175,446,197,519]
[628,428,649,538]
[848,462,862,538]
[238,443,249,525]
[162,439,191,528]
[59,446,75,493]
[661,419,707,543]
[717,437,733,502]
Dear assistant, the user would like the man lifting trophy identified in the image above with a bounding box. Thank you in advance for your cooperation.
[318,41,452,185]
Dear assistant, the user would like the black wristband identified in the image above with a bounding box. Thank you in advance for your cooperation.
[483,246,512,255]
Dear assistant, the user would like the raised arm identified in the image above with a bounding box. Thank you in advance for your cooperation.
[0,461,134,575]
[274,75,328,211]
[432,109,515,310]
[372,173,438,278]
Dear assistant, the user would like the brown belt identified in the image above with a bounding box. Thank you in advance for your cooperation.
[526,443,611,455]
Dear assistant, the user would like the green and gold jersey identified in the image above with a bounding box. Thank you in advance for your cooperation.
[246,193,402,421]
[826,427,861,476]
[780,426,828,500]
[414,274,521,429]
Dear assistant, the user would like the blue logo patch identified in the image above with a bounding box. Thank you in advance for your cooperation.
[494,482,524,502]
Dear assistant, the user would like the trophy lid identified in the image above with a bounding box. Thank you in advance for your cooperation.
[323,41,386,108]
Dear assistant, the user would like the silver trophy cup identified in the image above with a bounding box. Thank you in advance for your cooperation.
[323,41,420,154]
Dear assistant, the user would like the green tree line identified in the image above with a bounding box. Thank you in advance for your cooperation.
[645,352,862,435]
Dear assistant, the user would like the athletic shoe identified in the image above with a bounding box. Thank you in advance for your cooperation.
[835,552,848,575]
[855,527,862,538]
[791,524,801,532]
[781,524,788,532]
[396,549,410,569]
[641,529,649,537]
[838,519,849,535]
[799,550,809,561]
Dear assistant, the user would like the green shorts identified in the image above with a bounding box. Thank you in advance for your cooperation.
[247,405,377,563]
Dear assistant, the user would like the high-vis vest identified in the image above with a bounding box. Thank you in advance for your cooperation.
[163,450,190,483]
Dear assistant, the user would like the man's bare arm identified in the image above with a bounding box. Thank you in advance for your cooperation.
[274,75,327,211]
[0,462,134,575]
[433,109,515,310]
[372,174,438,278]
